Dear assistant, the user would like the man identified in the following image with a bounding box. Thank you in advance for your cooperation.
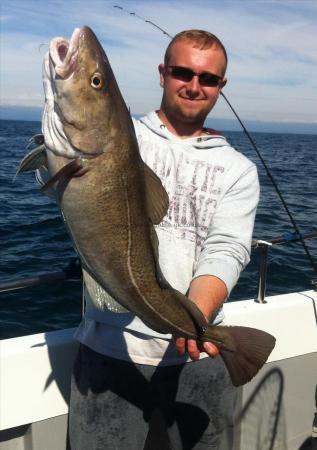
[69,30,259,449]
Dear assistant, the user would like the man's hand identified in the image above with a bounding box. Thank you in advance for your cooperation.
[175,275,228,360]
[175,337,219,360]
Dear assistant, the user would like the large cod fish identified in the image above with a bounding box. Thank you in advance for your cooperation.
[19,26,275,386]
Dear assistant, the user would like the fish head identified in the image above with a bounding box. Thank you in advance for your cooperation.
[44,26,125,157]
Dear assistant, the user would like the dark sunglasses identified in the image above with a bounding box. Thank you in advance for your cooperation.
[166,66,223,87]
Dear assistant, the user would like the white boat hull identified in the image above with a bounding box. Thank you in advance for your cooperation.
[1,290,316,449]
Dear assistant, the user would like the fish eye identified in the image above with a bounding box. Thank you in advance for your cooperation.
[90,73,104,89]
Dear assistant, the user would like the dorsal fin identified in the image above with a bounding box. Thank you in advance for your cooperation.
[143,162,169,225]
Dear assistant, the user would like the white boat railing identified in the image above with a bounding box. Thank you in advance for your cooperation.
[252,230,317,303]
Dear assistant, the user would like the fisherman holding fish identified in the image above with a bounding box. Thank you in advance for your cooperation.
[23,26,274,449]
[70,29,261,450]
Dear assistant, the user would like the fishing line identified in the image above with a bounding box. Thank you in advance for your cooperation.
[113,5,317,275]
[221,92,317,275]
[114,5,173,38]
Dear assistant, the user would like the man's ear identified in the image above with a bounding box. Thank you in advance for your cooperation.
[158,64,165,88]
[219,78,227,90]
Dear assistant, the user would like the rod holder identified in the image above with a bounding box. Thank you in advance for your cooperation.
[254,240,273,304]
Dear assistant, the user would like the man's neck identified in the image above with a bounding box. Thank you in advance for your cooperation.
[157,109,207,139]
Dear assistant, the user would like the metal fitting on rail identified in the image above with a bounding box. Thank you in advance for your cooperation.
[253,240,273,304]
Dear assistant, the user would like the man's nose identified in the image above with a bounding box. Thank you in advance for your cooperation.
[186,75,201,95]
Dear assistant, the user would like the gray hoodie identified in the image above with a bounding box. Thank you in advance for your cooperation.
[77,111,259,363]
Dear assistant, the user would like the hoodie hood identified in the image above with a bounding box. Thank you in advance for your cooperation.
[138,111,229,150]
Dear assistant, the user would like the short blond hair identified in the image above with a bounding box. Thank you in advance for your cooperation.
[164,30,227,76]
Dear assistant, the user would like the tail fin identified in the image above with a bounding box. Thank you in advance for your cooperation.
[205,325,276,386]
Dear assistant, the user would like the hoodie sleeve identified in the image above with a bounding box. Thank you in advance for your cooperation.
[193,163,260,295]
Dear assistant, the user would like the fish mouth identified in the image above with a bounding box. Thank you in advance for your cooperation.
[49,27,81,79]
[44,26,106,158]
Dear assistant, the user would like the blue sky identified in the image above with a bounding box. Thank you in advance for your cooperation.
[1,0,317,128]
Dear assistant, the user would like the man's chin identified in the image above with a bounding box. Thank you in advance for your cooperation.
[176,109,207,124]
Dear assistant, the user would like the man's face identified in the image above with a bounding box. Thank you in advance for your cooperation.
[159,40,227,125]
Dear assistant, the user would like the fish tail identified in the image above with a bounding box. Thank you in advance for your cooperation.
[204,325,276,386]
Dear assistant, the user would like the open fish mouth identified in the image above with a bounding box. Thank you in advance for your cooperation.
[43,26,107,159]
[49,27,81,79]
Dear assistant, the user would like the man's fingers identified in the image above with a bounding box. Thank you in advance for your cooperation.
[175,337,186,355]
[202,341,220,357]
[175,337,220,359]
[187,339,200,361]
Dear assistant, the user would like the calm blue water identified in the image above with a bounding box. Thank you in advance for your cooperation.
[0,119,316,339]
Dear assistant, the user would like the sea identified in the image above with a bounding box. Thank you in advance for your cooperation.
[0,119,316,340]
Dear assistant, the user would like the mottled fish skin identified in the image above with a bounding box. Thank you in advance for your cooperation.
[25,26,275,386]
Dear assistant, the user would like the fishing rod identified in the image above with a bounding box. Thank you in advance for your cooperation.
[252,230,317,248]
[0,258,82,293]
[113,4,317,276]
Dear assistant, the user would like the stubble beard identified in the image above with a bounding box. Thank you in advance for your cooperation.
[162,96,208,128]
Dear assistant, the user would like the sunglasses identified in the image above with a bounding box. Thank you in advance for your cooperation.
[166,66,223,87]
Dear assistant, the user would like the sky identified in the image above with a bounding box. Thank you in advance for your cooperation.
[1,0,317,132]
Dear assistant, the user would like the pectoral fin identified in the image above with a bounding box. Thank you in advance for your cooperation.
[40,159,85,192]
[27,133,44,148]
[143,162,169,224]
[15,145,47,178]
